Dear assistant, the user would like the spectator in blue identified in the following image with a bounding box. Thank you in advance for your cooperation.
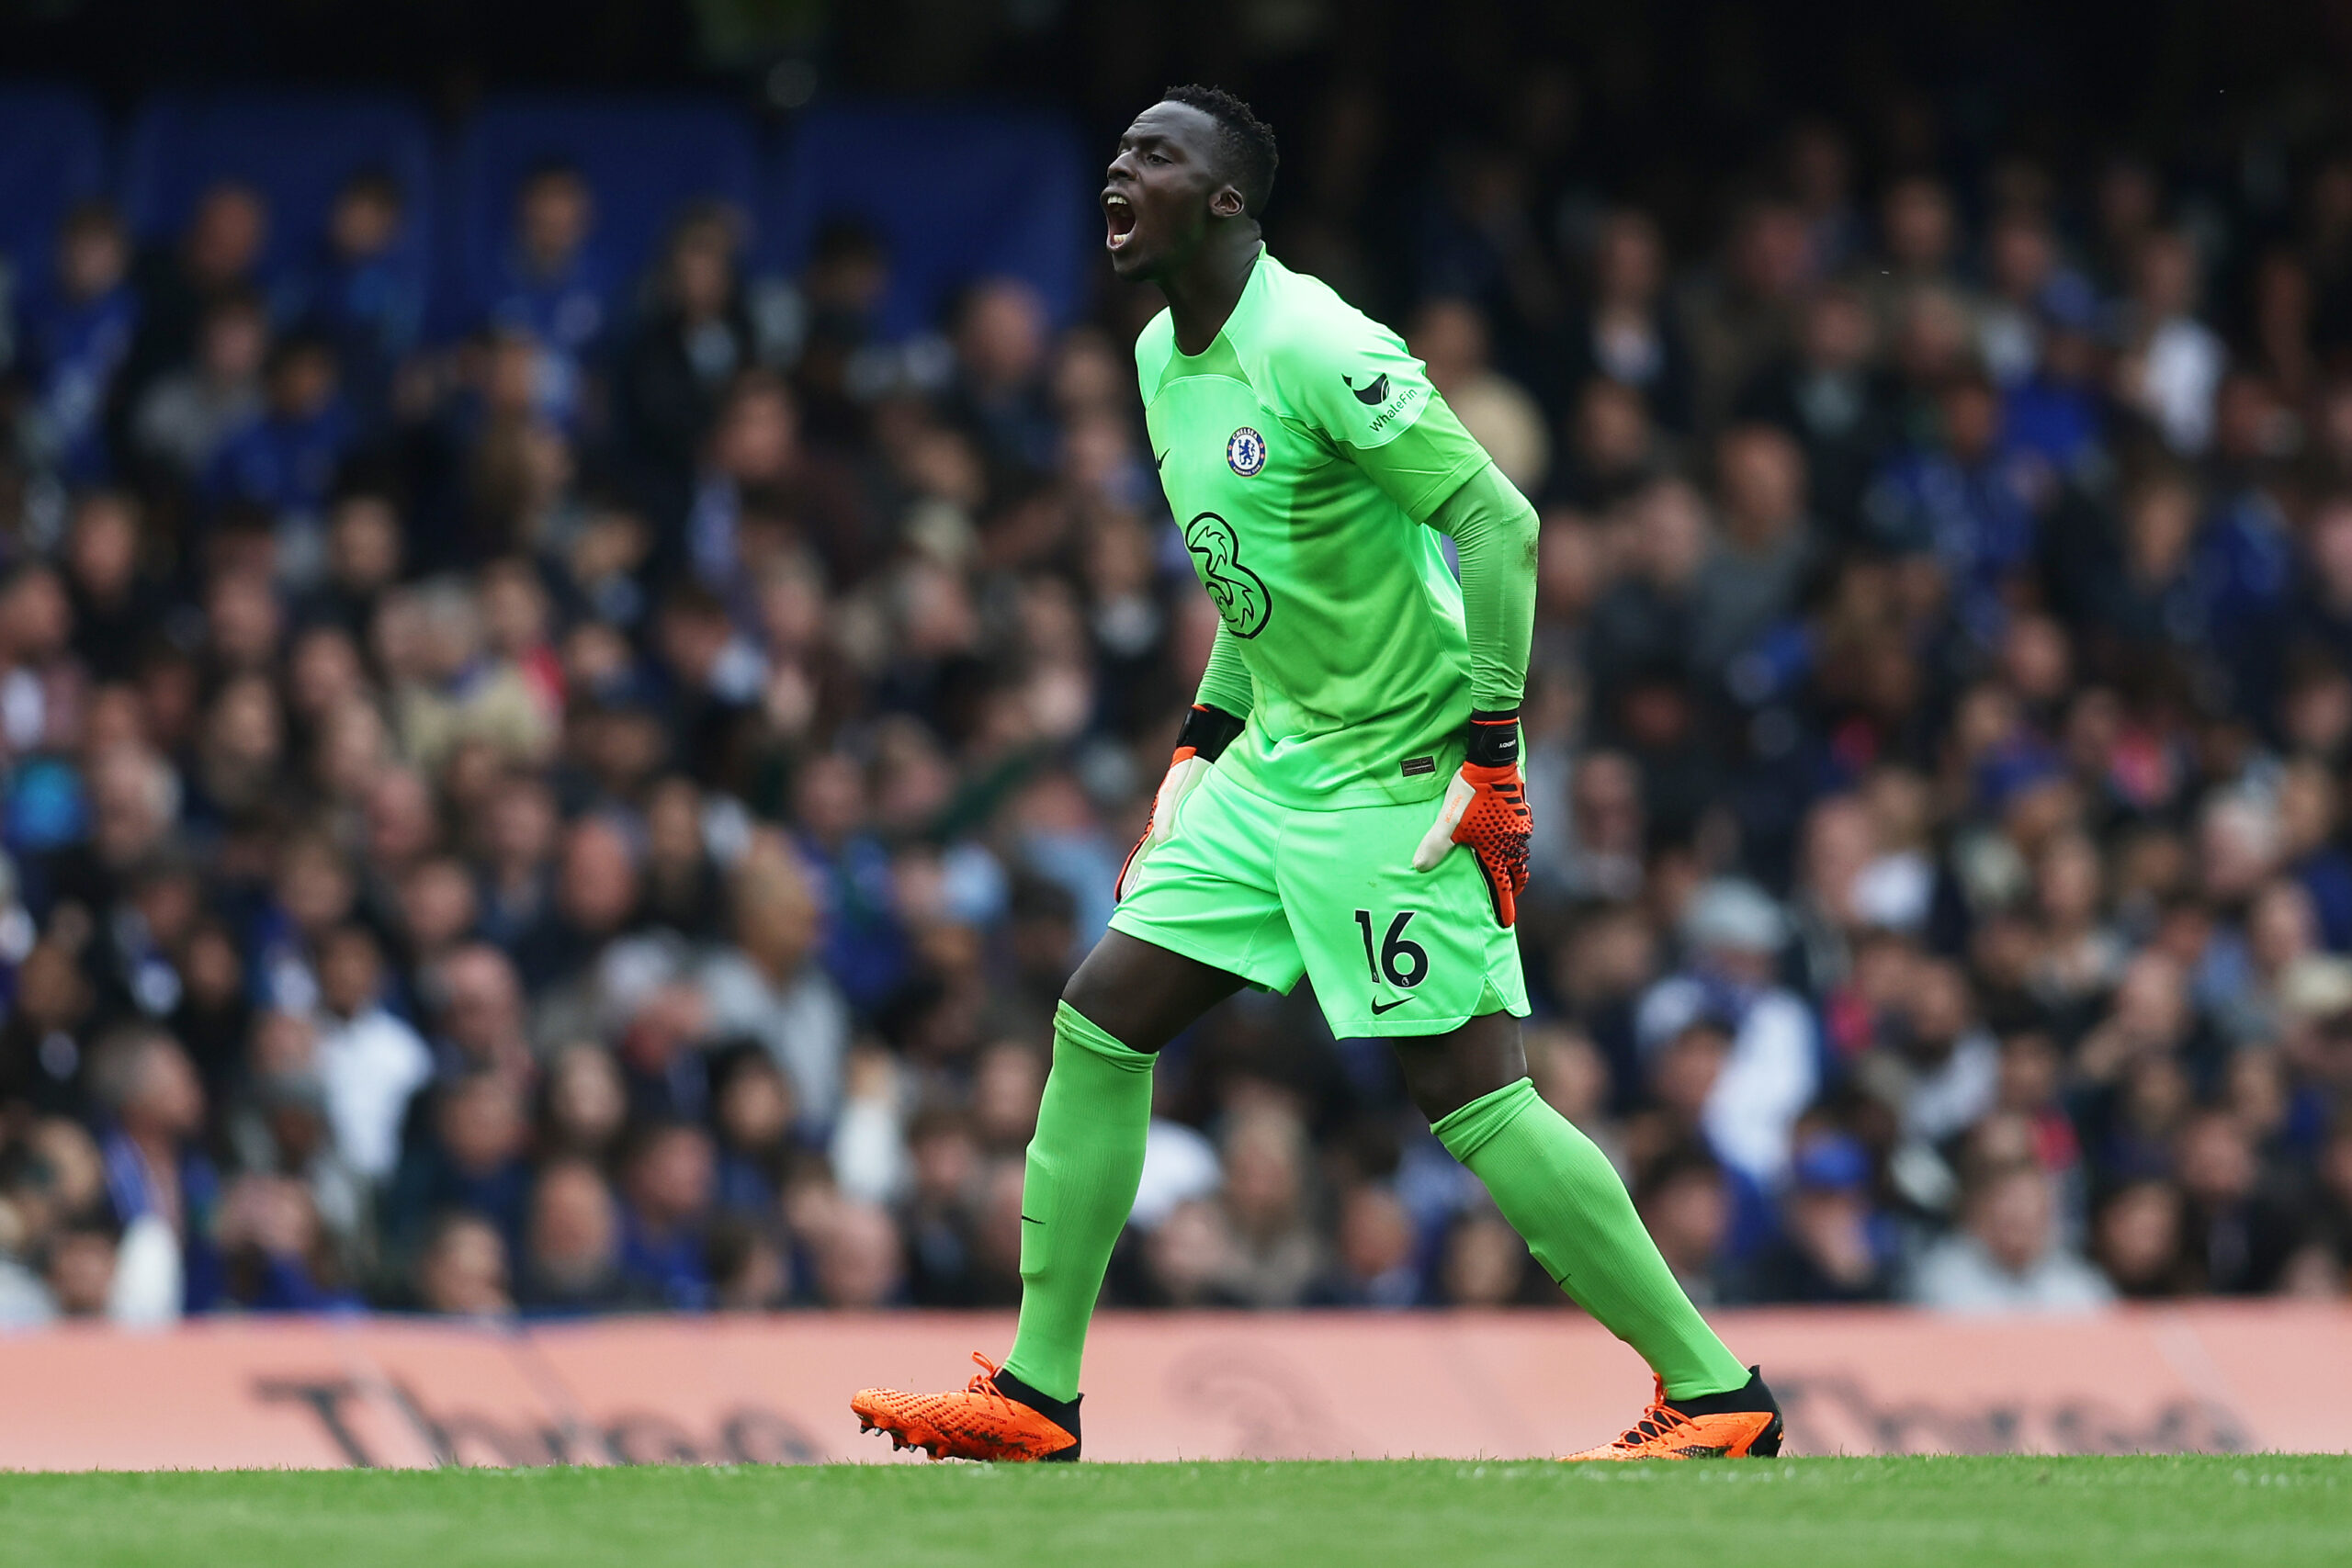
[89,1026,223,1313]
[14,201,140,483]
[709,1045,796,1216]
[940,278,1058,485]
[1999,276,2108,482]
[786,751,909,1018]
[1732,1132,1899,1303]
[213,1169,364,1314]
[204,333,353,543]
[616,1119,716,1309]
[2278,757,2352,952]
[483,163,610,430]
[2193,373,2299,706]
[1863,369,2040,646]
[292,168,422,426]
[381,1070,533,1267]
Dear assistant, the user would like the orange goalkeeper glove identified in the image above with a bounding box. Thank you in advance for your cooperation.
[1115,704,1246,902]
[1411,709,1532,928]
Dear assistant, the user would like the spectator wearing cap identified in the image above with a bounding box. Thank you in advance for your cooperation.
[1732,1133,1898,1303]
[1636,879,1820,1187]
[1907,1162,2113,1313]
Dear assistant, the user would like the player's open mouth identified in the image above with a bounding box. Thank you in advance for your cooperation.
[1103,192,1137,251]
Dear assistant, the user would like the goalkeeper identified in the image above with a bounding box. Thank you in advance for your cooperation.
[854,85,1782,1464]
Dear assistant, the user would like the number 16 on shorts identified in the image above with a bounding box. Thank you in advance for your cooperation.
[1355,908,1429,990]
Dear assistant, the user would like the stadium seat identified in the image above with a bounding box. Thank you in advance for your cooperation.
[760,103,1089,339]
[118,89,435,290]
[0,85,107,288]
[442,95,761,336]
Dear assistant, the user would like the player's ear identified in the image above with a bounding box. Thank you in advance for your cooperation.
[1209,181,1247,220]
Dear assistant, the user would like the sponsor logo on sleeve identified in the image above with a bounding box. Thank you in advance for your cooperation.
[1344,368,1420,434]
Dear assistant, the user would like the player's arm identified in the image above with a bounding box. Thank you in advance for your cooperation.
[1407,461,1537,926]
[1274,310,1537,924]
[1115,626,1252,901]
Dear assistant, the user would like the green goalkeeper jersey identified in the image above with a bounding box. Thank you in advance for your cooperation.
[1137,250,1496,811]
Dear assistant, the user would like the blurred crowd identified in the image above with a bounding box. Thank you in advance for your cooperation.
[6,93,2352,1331]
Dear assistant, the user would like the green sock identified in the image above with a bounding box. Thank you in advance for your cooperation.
[1001,1001,1156,1404]
[1434,1077,1749,1401]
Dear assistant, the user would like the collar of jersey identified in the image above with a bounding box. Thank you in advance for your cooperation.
[1166,244,1275,368]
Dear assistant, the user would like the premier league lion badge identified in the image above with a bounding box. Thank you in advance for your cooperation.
[1226,426,1267,477]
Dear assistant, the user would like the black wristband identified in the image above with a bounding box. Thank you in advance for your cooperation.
[1177,704,1247,762]
[1465,708,1521,768]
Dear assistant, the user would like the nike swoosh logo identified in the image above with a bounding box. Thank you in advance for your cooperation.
[1344,373,1390,406]
[1370,998,1410,1015]
[1022,1214,1044,1224]
[1154,449,1168,472]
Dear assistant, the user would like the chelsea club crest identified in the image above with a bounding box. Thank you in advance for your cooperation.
[1226,426,1267,477]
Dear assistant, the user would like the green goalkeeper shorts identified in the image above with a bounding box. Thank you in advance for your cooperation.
[1107,763,1530,1038]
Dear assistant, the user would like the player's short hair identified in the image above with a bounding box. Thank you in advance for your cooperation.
[1160,84,1279,218]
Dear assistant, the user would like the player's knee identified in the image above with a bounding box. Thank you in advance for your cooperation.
[1395,1012,1526,1123]
[1058,963,1158,1055]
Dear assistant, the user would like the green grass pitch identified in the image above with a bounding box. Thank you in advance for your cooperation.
[2,1456,2345,1567]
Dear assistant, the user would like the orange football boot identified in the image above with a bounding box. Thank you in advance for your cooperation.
[851,1352,1081,1462]
[1561,1367,1784,1461]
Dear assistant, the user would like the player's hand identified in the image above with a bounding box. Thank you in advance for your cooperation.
[1411,710,1532,928]
[1116,705,1246,902]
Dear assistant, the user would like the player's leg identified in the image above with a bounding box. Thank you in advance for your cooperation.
[1406,1018,1783,1458]
[1393,1019,1771,1427]
[854,767,1304,1461]
[1283,795,1779,1458]
[997,931,1244,1411]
